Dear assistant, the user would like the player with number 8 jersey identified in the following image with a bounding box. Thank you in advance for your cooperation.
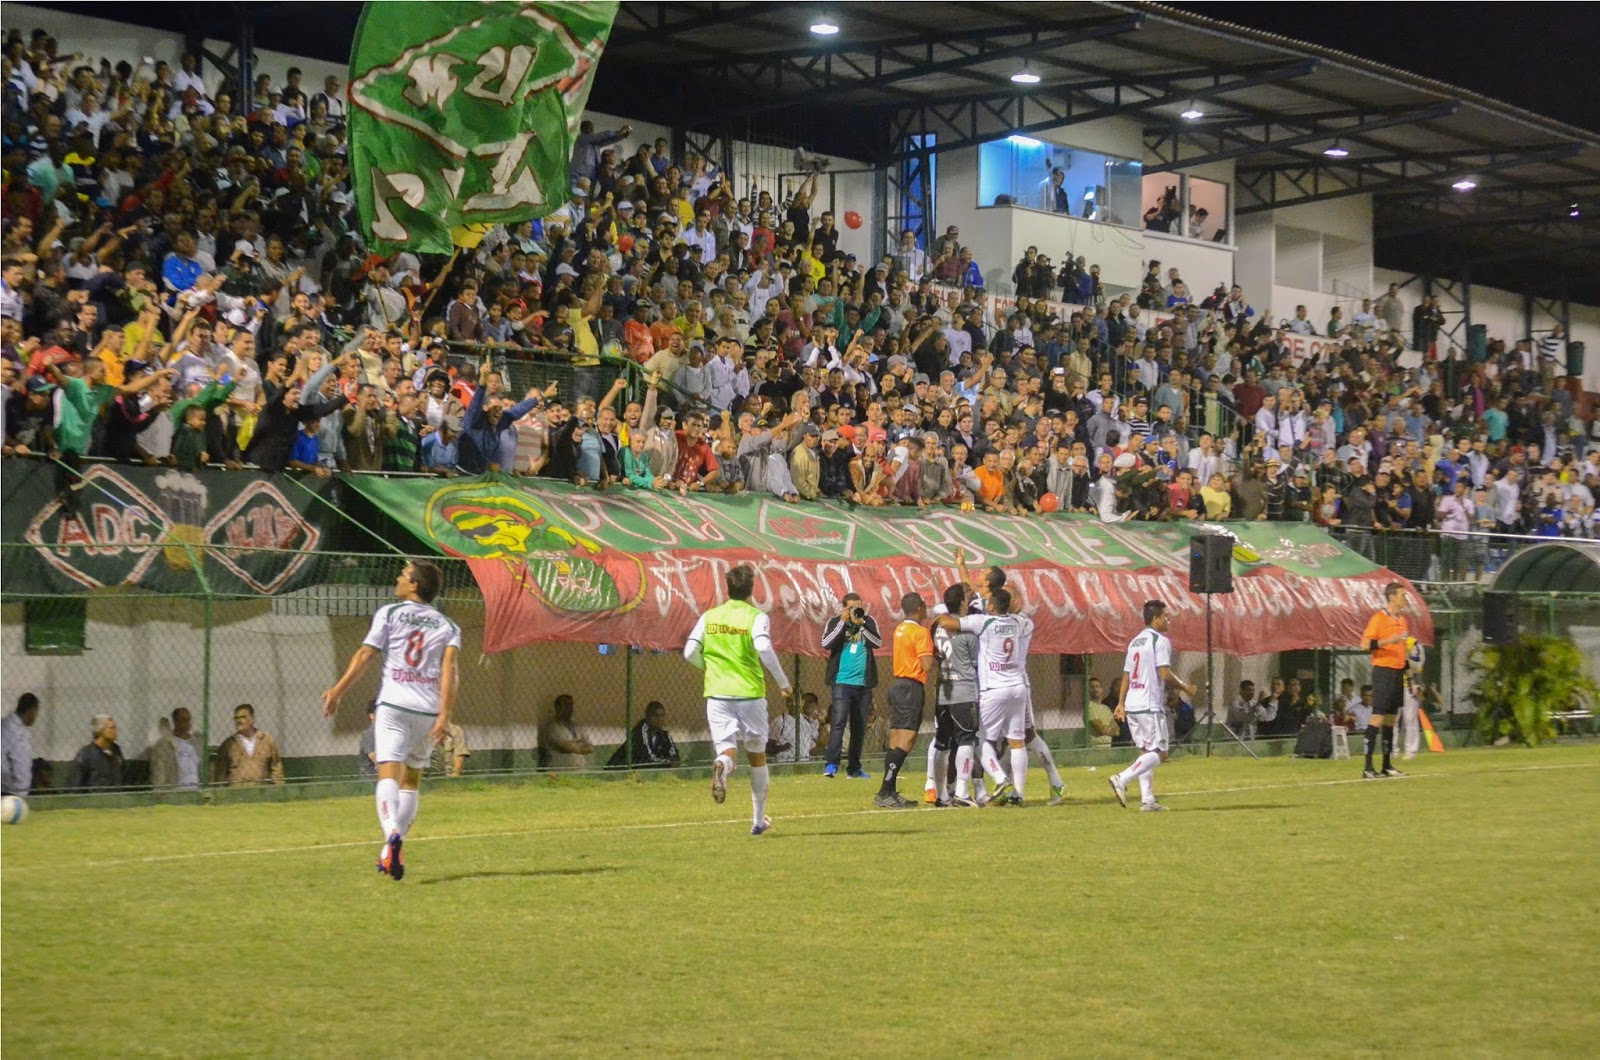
[324,560,460,880]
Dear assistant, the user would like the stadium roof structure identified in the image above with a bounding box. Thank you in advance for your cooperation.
[593,0,1600,302]
[41,0,1600,300]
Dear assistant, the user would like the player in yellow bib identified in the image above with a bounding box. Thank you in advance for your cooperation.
[684,564,793,835]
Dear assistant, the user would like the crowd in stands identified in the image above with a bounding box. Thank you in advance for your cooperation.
[4,27,1600,564]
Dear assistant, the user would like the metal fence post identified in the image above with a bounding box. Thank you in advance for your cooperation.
[792,654,802,762]
[624,645,634,769]
[201,593,214,788]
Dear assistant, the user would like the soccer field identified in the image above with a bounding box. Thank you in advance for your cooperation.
[5,745,1599,1057]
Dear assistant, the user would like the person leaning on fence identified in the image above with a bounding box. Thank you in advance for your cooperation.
[212,704,286,786]
[606,700,680,770]
[538,694,593,769]
[358,702,378,779]
[2,693,39,796]
[820,592,881,780]
[67,714,124,790]
[432,720,470,777]
[149,707,202,791]
[768,692,822,764]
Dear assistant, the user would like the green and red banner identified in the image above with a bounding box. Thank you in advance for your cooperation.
[346,474,1434,657]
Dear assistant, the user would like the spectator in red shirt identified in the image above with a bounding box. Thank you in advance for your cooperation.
[622,299,655,363]
[670,410,721,493]
[1167,469,1199,519]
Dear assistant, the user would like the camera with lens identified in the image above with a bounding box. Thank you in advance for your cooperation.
[849,605,866,623]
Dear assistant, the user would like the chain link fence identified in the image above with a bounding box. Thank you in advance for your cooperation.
[5,539,1596,802]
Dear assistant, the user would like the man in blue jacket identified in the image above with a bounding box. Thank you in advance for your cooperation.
[456,357,552,474]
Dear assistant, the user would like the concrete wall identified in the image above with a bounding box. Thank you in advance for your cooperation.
[1374,267,1600,390]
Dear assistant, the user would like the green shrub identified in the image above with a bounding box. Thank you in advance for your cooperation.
[1469,635,1598,746]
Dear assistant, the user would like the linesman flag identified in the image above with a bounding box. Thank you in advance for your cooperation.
[348,1,618,254]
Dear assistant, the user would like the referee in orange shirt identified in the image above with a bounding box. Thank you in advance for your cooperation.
[877,592,935,809]
[1361,582,1411,779]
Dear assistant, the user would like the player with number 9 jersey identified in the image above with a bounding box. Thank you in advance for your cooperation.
[959,611,1033,691]
[365,601,462,716]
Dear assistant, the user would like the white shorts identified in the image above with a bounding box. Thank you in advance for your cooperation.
[1127,710,1170,753]
[707,697,770,754]
[375,704,435,770]
[979,685,1030,743]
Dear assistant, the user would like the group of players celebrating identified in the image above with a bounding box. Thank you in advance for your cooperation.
[322,554,1407,871]
[682,549,1199,835]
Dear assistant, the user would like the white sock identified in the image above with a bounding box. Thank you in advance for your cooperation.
[1138,772,1154,805]
[375,778,399,839]
[1119,751,1161,784]
[954,746,974,798]
[396,788,419,837]
[718,752,737,780]
[979,743,1008,786]
[933,750,949,801]
[1009,746,1029,799]
[1029,735,1063,787]
[749,765,769,826]
[925,743,941,789]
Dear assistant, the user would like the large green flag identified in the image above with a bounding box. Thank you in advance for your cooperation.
[348,0,618,254]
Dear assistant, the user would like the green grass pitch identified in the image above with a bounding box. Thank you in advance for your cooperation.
[5,745,1599,1057]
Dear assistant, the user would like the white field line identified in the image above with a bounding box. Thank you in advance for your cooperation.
[5,759,1594,875]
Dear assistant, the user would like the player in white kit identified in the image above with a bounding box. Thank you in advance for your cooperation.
[323,561,460,879]
[935,585,1034,805]
[1108,600,1195,812]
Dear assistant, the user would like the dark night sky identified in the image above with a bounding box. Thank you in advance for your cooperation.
[1172,3,1600,134]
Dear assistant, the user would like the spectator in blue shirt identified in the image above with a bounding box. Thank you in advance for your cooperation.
[161,232,203,296]
[422,420,460,473]
[457,360,546,474]
[288,419,323,475]
[958,248,983,288]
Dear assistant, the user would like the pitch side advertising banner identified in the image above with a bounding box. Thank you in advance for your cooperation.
[346,473,1433,657]
[2,461,334,596]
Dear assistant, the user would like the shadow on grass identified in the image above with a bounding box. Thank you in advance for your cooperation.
[418,866,623,885]
[1176,803,1292,812]
[767,828,923,838]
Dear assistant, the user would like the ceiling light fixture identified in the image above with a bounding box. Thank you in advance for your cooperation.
[809,19,839,36]
[1007,135,1043,148]
[1011,70,1041,85]
[1452,178,1477,192]
[1180,103,1204,121]
[1323,141,1349,158]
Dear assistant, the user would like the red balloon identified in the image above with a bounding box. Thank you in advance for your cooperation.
[1038,492,1060,513]
[844,210,863,230]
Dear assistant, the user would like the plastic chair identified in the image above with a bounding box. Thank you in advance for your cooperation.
[1331,725,1350,760]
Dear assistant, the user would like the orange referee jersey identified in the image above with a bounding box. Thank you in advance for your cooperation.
[1363,609,1409,669]
[893,619,934,682]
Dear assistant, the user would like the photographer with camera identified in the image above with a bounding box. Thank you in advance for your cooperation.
[820,592,881,779]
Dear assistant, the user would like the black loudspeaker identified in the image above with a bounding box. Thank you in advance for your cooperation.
[1189,534,1234,594]
[1483,592,1518,645]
